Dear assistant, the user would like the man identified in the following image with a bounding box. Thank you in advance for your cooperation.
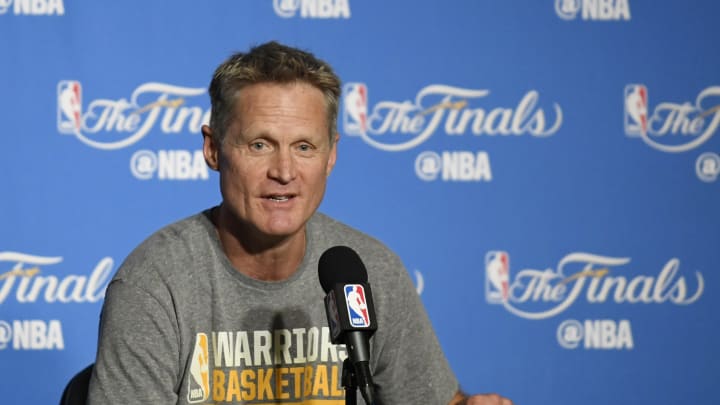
[88,41,512,405]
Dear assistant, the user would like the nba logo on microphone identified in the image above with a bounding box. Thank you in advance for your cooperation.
[485,251,510,304]
[343,82,368,136]
[624,84,648,136]
[344,284,371,327]
[57,80,82,134]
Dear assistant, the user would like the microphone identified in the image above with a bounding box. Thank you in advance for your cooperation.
[318,246,378,404]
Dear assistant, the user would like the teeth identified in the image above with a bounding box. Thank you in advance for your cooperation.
[269,196,289,201]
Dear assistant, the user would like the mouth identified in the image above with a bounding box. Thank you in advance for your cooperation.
[264,193,296,202]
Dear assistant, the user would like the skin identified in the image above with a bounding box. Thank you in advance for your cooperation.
[201,81,337,281]
[201,80,512,405]
[451,391,514,405]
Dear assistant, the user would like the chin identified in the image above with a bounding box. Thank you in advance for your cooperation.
[261,220,304,238]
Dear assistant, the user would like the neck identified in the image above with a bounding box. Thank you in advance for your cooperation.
[212,206,307,281]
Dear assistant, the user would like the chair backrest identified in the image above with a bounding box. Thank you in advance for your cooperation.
[60,364,94,405]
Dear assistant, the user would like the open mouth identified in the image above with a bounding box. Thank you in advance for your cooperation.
[265,194,295,202]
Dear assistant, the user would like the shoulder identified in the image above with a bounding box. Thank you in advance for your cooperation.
[308,213,407,283]
[112,209,217,286]
[309,212,398,258]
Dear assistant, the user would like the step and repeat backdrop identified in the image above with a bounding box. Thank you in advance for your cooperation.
[1,1,718,404]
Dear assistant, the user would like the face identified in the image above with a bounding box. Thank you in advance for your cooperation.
[202,82,338,244]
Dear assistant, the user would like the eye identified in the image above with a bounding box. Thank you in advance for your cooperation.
[297,143,313,152]
[250,141,267,151]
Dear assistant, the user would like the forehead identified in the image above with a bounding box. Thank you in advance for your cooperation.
[229,82,328,136]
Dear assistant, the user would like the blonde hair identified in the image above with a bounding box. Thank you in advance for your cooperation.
[207,41,341,144]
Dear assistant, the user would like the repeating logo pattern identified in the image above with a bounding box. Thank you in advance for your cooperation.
[485,251,510,304]
[555,0,631,21]
[624,84,647,136]
[55,81,208,150]
[342,83,563,152]
[484,252,704,320]
[272,0,350,19]
[0,0,65,16]
[696,152,720,182]
[623,84,720,153]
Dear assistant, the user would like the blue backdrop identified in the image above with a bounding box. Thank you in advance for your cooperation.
[1,1,718,404]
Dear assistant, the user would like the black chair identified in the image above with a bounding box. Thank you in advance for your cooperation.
[60,364,94,405]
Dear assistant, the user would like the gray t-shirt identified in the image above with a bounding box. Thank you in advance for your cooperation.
[88,210,458,404]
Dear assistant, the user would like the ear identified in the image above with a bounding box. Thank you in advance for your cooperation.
[202,125,220,171]
[326,133,339,177]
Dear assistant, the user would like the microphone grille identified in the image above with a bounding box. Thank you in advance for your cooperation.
[318,246,368,293]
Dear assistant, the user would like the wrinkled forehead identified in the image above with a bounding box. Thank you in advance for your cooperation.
[226,82,330,137]
[229,81,336,136]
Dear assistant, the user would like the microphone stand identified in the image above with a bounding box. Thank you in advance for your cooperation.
[342,358,377,405]
[342,358,358,405]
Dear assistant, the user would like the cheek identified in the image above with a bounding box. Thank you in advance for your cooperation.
[306,165,330,192]
[219,156,257,192]
[220,149,257,175]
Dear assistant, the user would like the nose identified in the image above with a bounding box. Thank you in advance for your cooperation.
[268,148,296,184]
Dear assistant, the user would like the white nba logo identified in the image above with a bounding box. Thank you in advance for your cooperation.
[57,80,82,134]
[485,251,510,304]
[624,84,648,136]
[343,82,368,135]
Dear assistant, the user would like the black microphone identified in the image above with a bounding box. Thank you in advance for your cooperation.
[318,246,378,405]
